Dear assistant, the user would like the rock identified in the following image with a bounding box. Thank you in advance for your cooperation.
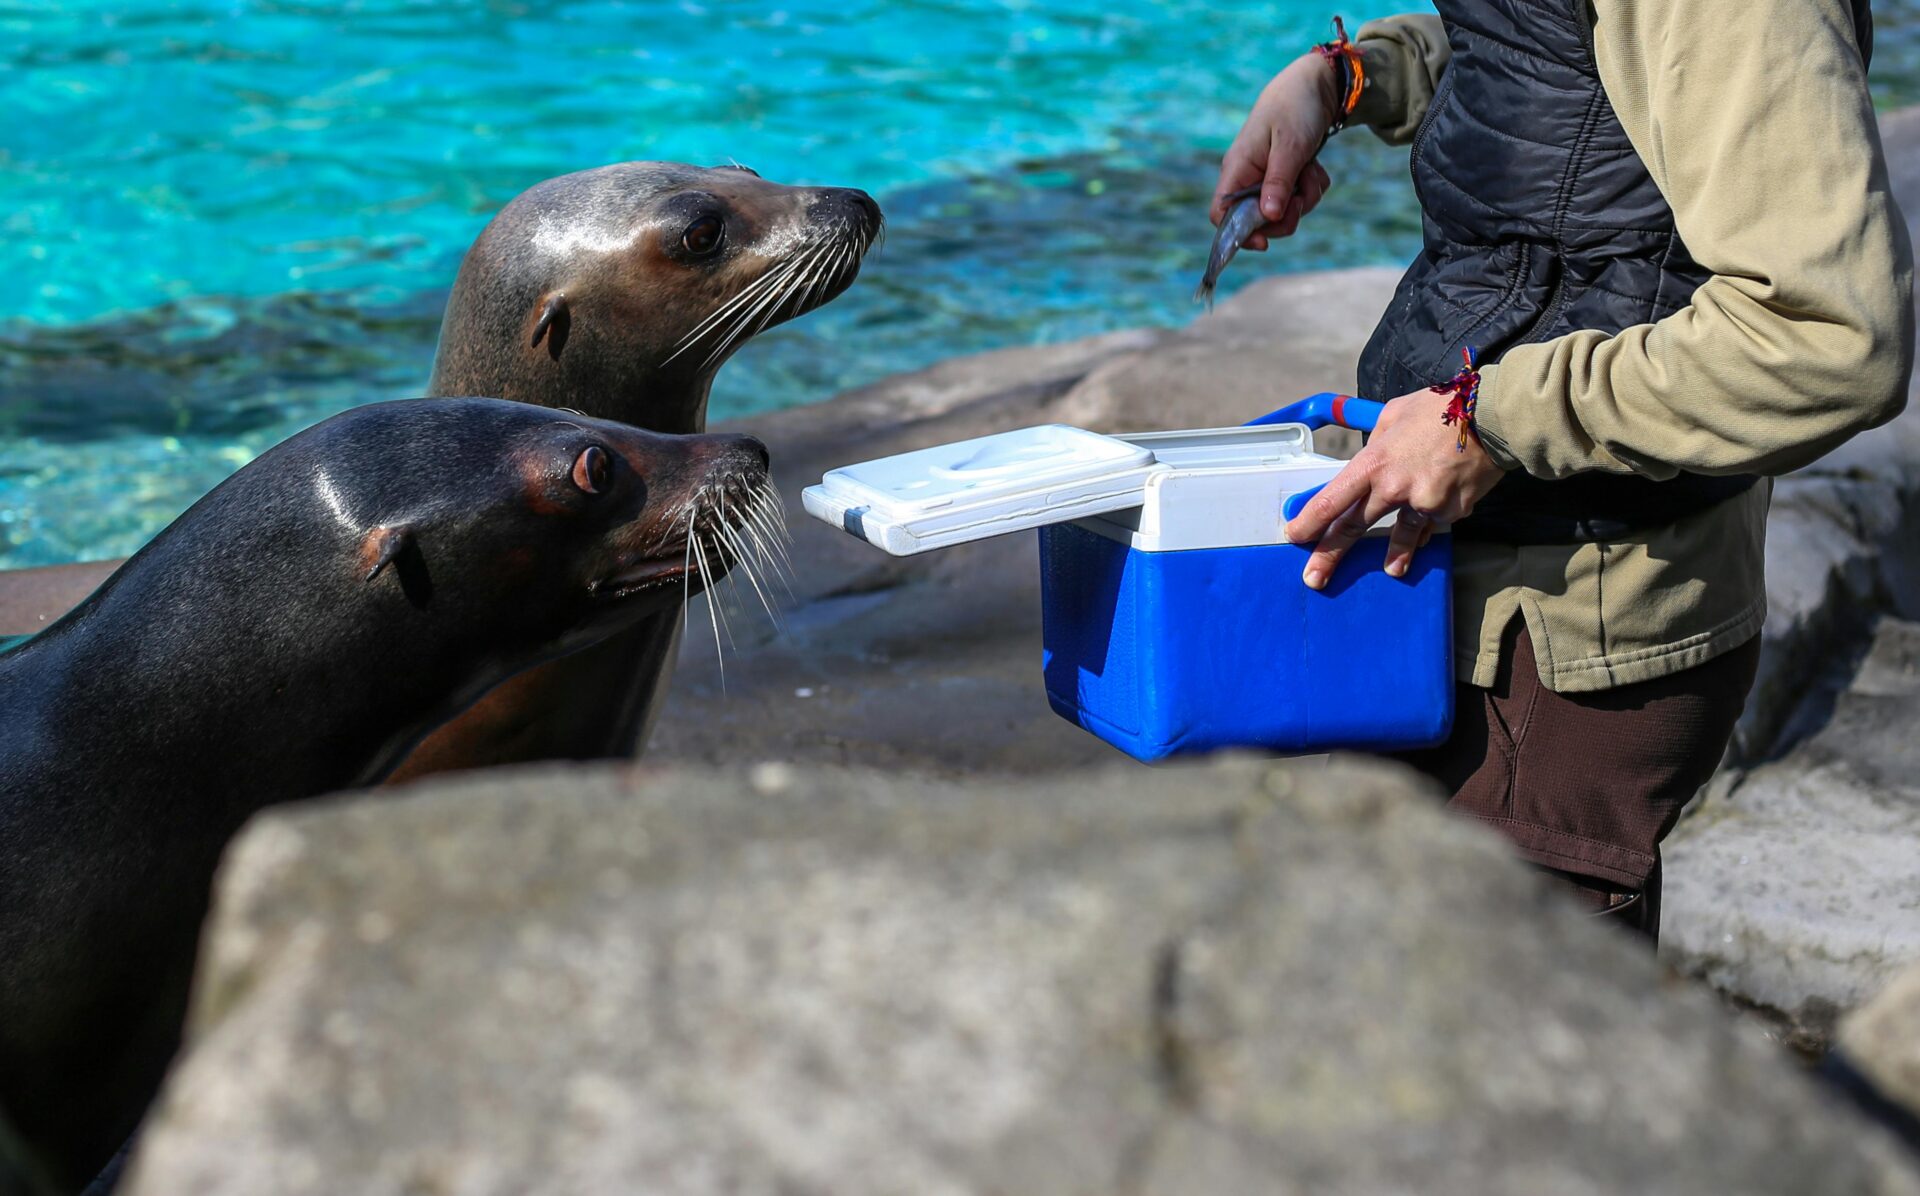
[1840,958,1920,1122]
[1664,618,1920,1049]
[125,758,1920,1195]
[1731,409,1920,761]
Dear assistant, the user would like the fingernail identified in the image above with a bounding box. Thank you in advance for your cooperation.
[1387,558,1407,579]
[1262,190,1284,219]
[1303,566,1326,590]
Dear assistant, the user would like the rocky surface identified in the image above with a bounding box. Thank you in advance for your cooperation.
[1841,957,1920,1121]
[1664,618,1920,1050]
[125,757,1920,1196]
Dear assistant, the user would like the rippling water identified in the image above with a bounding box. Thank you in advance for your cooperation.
[2,0,1915,567]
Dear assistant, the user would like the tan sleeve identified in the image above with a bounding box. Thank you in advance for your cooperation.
[1472,0,1915,481]
[1351,15,1451,146]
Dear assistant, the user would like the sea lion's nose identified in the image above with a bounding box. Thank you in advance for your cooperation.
[711,432,770,474]
[821,187,882,228]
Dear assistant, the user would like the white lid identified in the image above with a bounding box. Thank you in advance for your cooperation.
[802,425,1161,555]
[801,421,1342,556]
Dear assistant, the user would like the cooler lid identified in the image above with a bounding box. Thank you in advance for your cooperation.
[801,424,1161,555]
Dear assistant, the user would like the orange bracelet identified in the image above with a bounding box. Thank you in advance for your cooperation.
[1313,16,1367,129]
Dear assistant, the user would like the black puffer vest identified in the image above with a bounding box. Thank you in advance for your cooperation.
[1358,0,1872,544]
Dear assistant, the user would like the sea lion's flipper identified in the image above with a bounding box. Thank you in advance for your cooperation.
[361,525,416,583]
[530,292,571,360]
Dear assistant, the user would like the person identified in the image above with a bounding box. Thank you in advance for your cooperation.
[1215,0,1913,941]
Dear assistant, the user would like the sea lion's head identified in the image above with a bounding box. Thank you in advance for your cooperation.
[430,162,883,433]
[131,398,769,685]
[332,399,773,657]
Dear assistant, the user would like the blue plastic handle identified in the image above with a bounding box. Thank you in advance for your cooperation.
[1245,391,1383,434]
[1282,486,1324,522]
[1247,393,1381,521]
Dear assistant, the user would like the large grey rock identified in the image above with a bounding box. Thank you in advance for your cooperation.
[1841,957,1920,1121]
[1732,407,1920,760]
[1665,618,1920,1047]
[126,758,1920,1195]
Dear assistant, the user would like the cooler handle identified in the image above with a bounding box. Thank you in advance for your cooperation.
[1282,485,1325,523]
[1248,393,1381,523]
[1245,391,1383,434]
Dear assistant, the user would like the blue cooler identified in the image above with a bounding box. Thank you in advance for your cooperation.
[802,394,1453,763]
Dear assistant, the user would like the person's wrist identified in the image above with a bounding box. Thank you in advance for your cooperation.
[1286,52,1343,136]
[1468,363,1521,471]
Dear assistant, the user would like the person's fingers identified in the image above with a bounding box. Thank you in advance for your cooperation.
[1275,193,1307,238]
[1417,524,1435,550]
[1245,231,1270,251]
[1384,509,1431,579]
[1212,143,1262,225]
[1297,161,1330,218]
[1260,127,1308,222]
[1303,489,1393,590]
[1285,455,1375,546]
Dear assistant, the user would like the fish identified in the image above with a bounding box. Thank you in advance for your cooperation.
[1195,186,1265,309]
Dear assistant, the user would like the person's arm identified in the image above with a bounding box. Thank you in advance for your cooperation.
[1473,0,1915,481]
[1211,14,1451,247]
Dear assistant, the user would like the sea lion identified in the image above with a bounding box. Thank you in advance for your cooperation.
[0,397,773,1190]
[0,162,875,777]
[396,160,878,779]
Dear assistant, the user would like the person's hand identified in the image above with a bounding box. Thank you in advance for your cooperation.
[1283,387,1509,589]
[1212,54,1343,249]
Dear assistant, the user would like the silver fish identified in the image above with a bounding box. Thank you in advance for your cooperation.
[1195,186,1265,309]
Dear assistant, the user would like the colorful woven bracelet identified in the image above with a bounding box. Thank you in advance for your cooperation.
[1313,16,1367,133]
[1433,346,1482,452]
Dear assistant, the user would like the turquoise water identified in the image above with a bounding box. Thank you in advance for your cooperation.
[3,0,1916,568]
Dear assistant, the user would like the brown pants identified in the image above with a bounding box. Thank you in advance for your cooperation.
[1397,622,1761,945]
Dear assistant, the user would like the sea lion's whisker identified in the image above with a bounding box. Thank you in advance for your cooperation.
[744,484,797,585]
[721,515,782,630]
[748,507,797,596]
[683,270,794,370]
[707,243,825,368]
[792,240,835,312]
[748,241,826,326]
[716,488,761,615]
[736,484,793,579]
[734,505,793,602]
[674,252,804,364]
[681,503,699,638]
[702,254,807,369]
[666,259,796,361]
[689,521,728,694]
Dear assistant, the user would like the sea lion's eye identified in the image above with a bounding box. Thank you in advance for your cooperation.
[572,445,612,495]
[682,216,725,257]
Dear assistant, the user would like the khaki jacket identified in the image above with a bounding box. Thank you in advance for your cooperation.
[1351,3,1912,691]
